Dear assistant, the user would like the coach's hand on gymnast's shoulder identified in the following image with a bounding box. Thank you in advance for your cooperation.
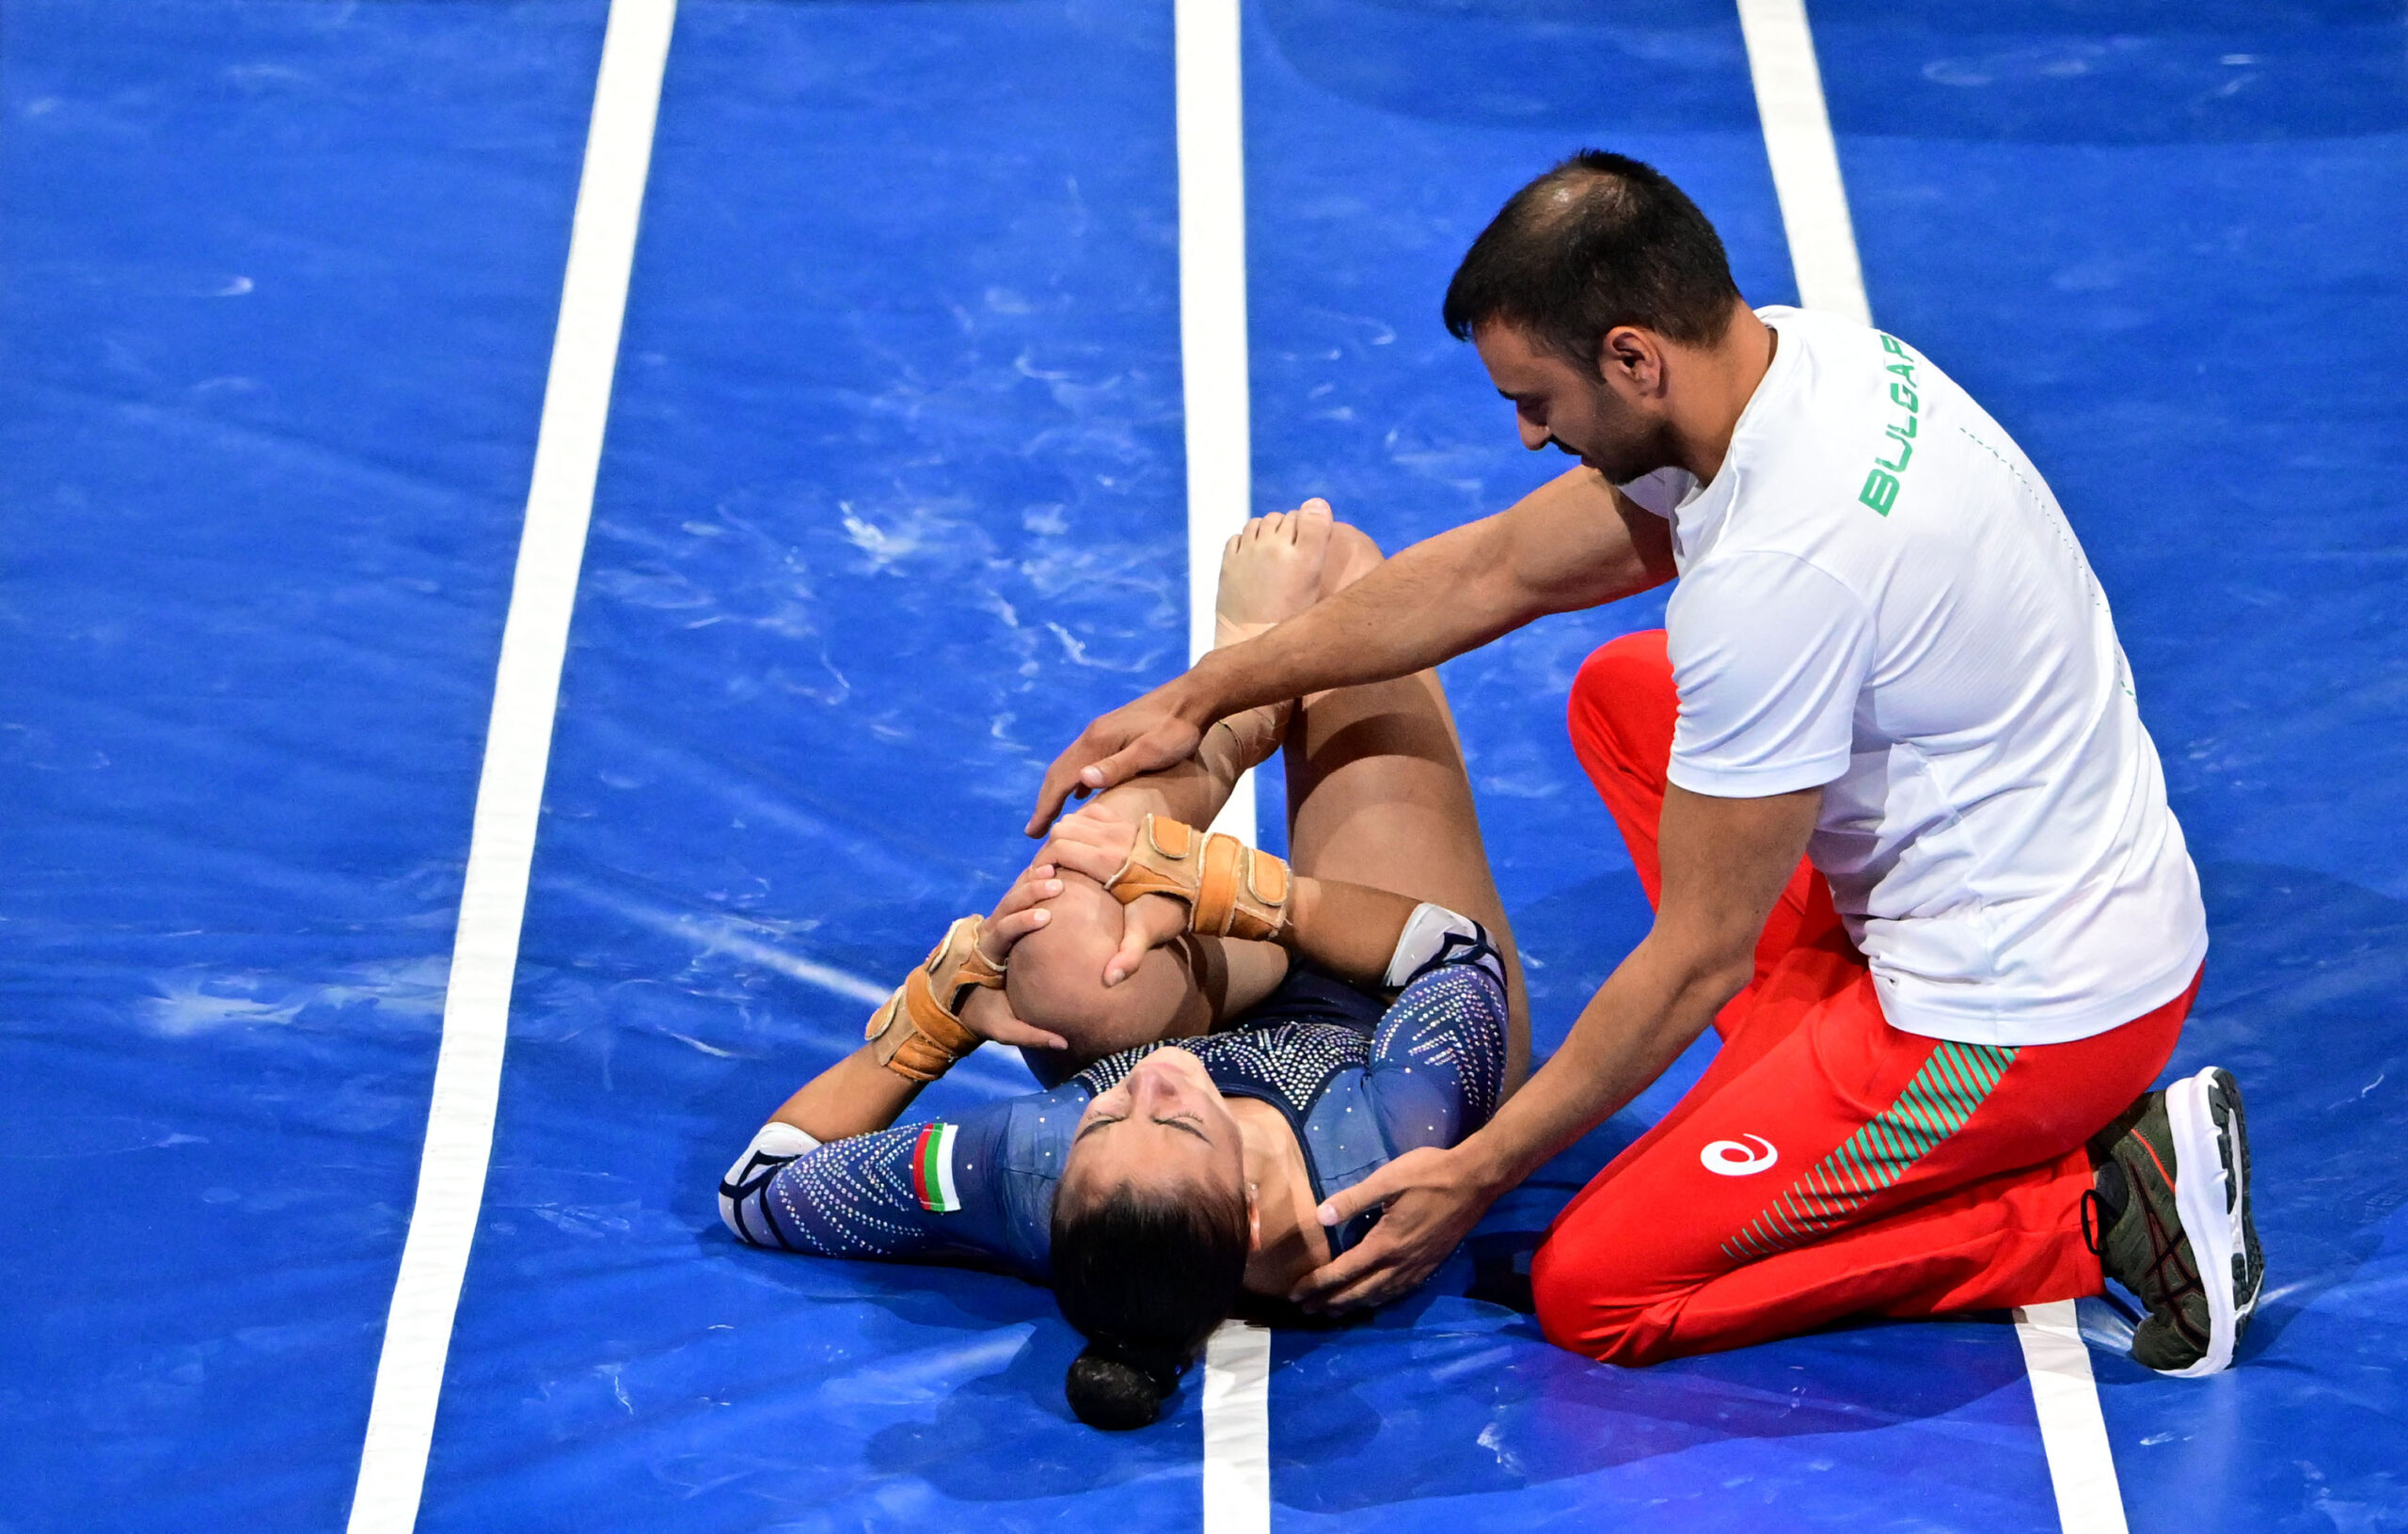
[1290,1141,1512,1313]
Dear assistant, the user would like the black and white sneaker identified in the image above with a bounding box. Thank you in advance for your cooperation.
[2085,1067,2265,1375]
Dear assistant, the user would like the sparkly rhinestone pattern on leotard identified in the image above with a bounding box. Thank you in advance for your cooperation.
[1071,1020,1371,1121]
[1378,966,1504,1130]
[723,928,1510,1272]
[727,1122,927,1257]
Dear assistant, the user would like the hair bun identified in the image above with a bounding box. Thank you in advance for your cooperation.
[1065,1338,1185,1431]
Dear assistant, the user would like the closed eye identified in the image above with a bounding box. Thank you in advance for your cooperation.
[1074,1111,1211,1146]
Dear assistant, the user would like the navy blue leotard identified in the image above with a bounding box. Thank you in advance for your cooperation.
[720,925,1508,1279]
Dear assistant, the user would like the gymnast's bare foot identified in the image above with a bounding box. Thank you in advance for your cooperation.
[1215,498,1335,649]
[1204,501,1334,777]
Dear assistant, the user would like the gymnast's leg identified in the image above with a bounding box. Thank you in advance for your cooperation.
[1275,520,1533,1091]
[1003,509,1335,1078]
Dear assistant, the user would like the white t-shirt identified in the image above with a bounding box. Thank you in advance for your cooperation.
[1618,306,2205,1046]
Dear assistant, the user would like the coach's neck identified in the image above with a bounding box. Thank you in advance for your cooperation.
[1656,299,1776,486]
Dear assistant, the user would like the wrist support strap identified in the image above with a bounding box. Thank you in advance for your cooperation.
[864,914,1006,1081]
[1102,814,1291,943]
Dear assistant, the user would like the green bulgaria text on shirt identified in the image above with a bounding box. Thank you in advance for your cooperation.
[1861,333,1921,516]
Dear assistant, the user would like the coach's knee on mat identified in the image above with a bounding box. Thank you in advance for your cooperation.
[1530,1239,1676,1368]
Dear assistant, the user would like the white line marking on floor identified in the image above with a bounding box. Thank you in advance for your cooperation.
[1735,0,1872,324]
[1202,1320,1274,1534]
[343,1,675,1527]
[1176,0,1257,843]
[1178,13,1272,1510]
[2014,1302,2132,1533]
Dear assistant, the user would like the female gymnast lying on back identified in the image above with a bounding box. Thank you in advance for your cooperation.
[718,505,1531,1429]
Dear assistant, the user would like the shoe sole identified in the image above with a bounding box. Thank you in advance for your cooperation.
[2160,1066,2264,1376]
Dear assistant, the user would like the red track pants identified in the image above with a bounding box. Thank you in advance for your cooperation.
[1532,631,2196,1366]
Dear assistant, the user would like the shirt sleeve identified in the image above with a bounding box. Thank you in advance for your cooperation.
[719,1105,1015,1266]
[1665,550,1874,798]
[1367,923,1510,1147]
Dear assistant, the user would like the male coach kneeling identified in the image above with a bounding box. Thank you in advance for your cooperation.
[1026,151,2262,1375]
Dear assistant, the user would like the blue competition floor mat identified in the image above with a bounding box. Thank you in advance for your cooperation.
[2,2,2401,1530]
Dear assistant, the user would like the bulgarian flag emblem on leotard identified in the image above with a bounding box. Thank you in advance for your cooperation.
[911,1122,960,1213]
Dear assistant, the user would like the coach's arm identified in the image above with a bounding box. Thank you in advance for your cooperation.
[1289,779,1822,1312]
[1023,469,1677,835]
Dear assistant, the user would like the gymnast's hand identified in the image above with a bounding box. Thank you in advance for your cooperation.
[1025,683,1209,835]
[956,861,1074,1052]
[1289,1144,1504,1313]
[1035,803,1188,988]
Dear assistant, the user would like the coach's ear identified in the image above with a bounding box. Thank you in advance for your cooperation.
[1595,324,1666,397]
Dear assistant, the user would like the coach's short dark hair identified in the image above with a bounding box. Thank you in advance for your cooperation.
[1443,150,1741,363]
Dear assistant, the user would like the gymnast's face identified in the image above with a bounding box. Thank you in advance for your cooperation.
[1064,1047,1248,1210]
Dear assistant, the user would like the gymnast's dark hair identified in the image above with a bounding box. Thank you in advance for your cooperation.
[1051,1174,1251,1431]
[1442,150,1742,363]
